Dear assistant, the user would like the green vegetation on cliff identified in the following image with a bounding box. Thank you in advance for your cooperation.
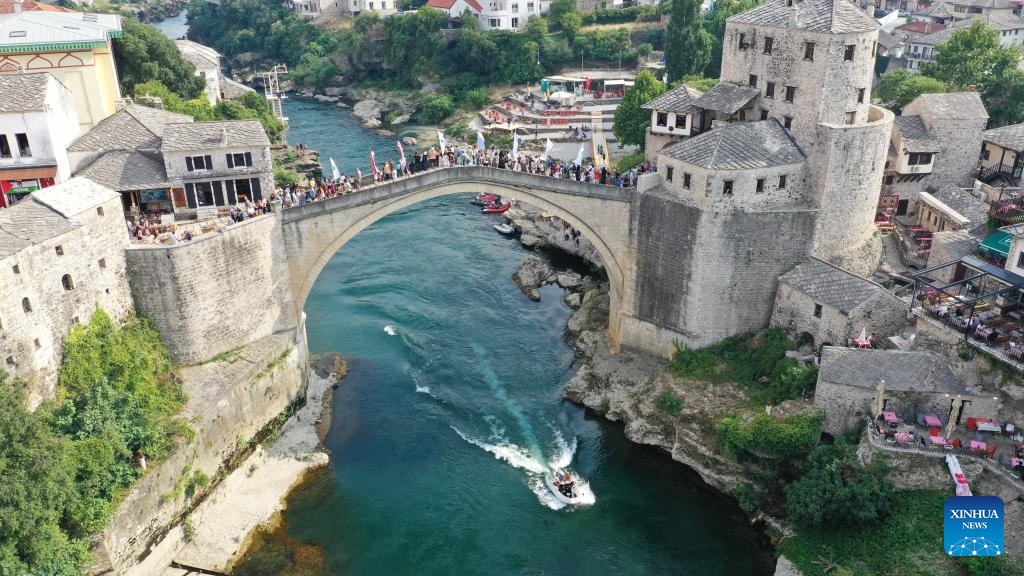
[113,17,205,100]
[134,79,285,142]
[718,410,822,459]
[0,310,187,575]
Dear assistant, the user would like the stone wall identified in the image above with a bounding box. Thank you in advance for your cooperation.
[97,331,306,573]
[770,283,850,348]
[125,215,297,364]
[632,188,817,349]
[644,129,681,162]
[0,193,134,407]
[926,231,978,283]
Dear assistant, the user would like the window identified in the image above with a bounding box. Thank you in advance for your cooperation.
[765,82,775,99]
[0,135,9,158]
[61,274,74,291]
[749,74,758,88]
[779,174,787,189]
[369,1,373,8]
[489,18,499,27]
[96,206,104,216]
[72,316,80,325]
[846,111,856,124]
[763,36,773,54]
[527,1,534,10]
[15,133,30,157]
[760,110,769,120]
[54,245,63,256]
[98,258,106,269]
[1018,251,1024,269]
[22,297,31,313]
[5,357,14,369]
[723,180,734,195]
[186,155,213,171]
[884,175,895,185]
[783,116,793,129]
[33,338,40,350]
[12,264,19,275]
[675,114,687,129]
[908,152,933,165]
[511,2,518,10]
[666,166,674,182]
[803,41,815,61]
[739,32,749,50]
[872,41,877,56]
[511,17,519,27]
[683,172,691,189]
[857,87,866,104]
[226,152,253,168]
[784,85,796,103]
[982,147,991,160]
[756,178,765,193]
[656,112,668,127]
[844,44,855,61]
[813,303,822,318]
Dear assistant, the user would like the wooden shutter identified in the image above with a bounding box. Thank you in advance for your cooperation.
[226,154,234,168]
[251,178,262,201]
[244,152,253,167]
[185,183,197,208]
[226,180,237,205]
[212,181,224,206]
[186,156,194,172]
[204,155,212,170]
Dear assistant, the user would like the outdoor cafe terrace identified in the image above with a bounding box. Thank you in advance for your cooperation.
[912,256,1024,370]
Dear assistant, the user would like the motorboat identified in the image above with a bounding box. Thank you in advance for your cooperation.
[545,471,583,505]
[494,222,515,235]
[482,202,511,214]
[471,193,500,206]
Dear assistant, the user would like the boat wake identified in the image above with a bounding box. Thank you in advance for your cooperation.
[451,419,593,510]
[383,324,398,336]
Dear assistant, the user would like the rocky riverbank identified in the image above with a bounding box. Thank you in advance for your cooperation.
[504,204,604,270]
[135,0,188,23]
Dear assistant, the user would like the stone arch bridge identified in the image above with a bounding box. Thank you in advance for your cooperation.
[279,166,636,348]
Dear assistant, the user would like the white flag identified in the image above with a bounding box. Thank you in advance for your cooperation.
[438,130,446,154]
[396,141,405,161]
[511,132,520,160]
[476,130,486,151]
[330,157,341,181]
[573,143,584,166]
[541,138,553,161]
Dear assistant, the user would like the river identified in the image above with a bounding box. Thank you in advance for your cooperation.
[150,20,771,575]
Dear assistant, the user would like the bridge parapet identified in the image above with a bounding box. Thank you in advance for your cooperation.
[281,165,634,224]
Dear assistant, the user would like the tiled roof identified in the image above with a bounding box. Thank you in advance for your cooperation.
[877,29,901,50]
[819,347,966,394]
[32,177,118,217]
[68,104,193,152]
[642,84,704,113]
[947,0,1014,8]
[727,0,879,33]
[692,82,760,114]
[983,122,1024,152]
[924,184,989,228]
[0,71,51,112]
[0,195,79,258]
[161,119,270,152]
[221,77,255,100]
[778,258,887,313]
[0,11,121,50]
[426,0,482,10]
[894,115,939,153]
[911,91,989,121]
[914,24,956,45]
[0,1,74,14]
[660,120,805,170]
[896,21,946,34]
[77,150,170,192]
[175,39,220,69]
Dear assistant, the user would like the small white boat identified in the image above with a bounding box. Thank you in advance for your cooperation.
[493,222,515,235]
[545,471,583,505]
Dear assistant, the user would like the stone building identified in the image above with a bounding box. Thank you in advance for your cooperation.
[0,177,132,407]
[0,72,80,207]
[161,120,273,214]
[0,9,123,131]
[626,0,895,353]
[641,83,704,160]
[771,258,907,349]
[175,40,222,106]
[815,346,1000,435]
[883,92,989,215]
[980,121,1023,186]
[917,183,989,233]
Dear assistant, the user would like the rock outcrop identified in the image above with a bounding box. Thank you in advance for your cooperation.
[504,205,603,270]
[352,99,384,129]
[512,256,553,301]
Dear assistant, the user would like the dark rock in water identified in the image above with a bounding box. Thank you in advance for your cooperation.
[310,352,348,380]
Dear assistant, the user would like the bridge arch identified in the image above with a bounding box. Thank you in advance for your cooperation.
[280,167,634,348]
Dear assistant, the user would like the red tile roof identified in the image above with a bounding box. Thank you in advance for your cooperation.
[896,21,946,34]
[0,1,75,13]
[425,0,481,12]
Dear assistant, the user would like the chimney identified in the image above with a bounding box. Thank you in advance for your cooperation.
[968,85,977,92]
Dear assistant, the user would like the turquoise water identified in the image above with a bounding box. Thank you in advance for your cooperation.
[151,11,188,40]
[283,97,406,175]
[282,98,772,575]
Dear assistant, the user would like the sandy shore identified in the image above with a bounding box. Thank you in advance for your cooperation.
[136,369,337,575]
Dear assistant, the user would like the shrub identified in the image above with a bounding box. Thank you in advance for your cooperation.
[718,410,822,459]
[420,94,456,124]
[657,388,684,416]
[784,440,895,527]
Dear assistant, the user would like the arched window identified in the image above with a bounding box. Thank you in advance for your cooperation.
[61,274,74,291]
[22,297,31,313]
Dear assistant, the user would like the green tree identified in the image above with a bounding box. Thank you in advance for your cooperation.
[784,440,896,527]
[613,70,666,148]
[665,0,713,82]
[548,0,578,28]
[113,18,205,99]
[560,12,582,44]
[876,70,948,113]
[702,0,762,77]
[921,19,1024,126]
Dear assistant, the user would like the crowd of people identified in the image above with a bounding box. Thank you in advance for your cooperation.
[275,141,658,210]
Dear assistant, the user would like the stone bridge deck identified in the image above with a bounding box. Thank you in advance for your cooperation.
[280,165,635,224]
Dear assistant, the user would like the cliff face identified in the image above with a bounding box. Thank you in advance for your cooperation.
[563,329,764,495]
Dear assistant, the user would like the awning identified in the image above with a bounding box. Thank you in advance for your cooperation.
[0,165,57,181]
[980,230,1014,258]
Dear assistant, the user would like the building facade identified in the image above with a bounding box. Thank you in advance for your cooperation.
[0,72,80,207]
[175,40,222,106]
[980,121,1024,185]
[641,83,704,160]
[0,177,133,407]
[0,9,123,131]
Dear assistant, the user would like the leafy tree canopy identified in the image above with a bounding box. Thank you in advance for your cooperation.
[666,0,713,82]
[876,69,947,114]
[113,18,205,99]
[613,70,666,148]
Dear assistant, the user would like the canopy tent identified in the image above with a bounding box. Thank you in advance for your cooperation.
[548,91,576,106]
[980,229,1014,258]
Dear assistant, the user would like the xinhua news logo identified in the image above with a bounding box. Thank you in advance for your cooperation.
[945,496,1004,557]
